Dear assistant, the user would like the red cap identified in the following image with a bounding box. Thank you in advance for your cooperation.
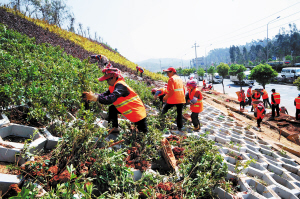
[163,67,176,73]
[98,68,123,81]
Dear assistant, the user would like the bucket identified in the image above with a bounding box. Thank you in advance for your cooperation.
[252,100,263,109]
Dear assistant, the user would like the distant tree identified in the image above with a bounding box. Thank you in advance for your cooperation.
[248,61,253,66]
[229,64,246,89]
[177,67,183,76]
[197,68,205,83]
[217,63,230,94]
[207,66,217,86]
[248,64,278,89]
[229,45,236,63]
[285,55,292,61]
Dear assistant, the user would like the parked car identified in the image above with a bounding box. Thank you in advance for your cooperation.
[281,67,300,78]
[230,71,255,85]
[195,72,222,83]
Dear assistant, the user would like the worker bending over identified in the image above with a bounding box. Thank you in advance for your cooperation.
[162,67,186,131]
[251,89,261,112]
[136,66,144,77]
[83,68,148,133]
[152,87,168,106]
[185,80,203,131]
[279,106,288,115]
[90,54,110,68]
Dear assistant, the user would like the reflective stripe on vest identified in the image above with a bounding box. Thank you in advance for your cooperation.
[271,93,280,104]
[256,107,265,119]
[262,90,268,99]
[109,80,146,123]
[189,88,203,113]
[157,87,167,97]
[167,75,186,104]
[295,97,300,109]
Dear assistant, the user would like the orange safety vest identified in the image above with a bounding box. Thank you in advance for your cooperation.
[238,92,245,102]
[271,92,280,104]
[256,107,265,120]
[247,89,252,98]
[189,88,203,113]
[109,79,146,123]
[252,92,261,102]
[166,75,186,104]
[203,80,206,86]
[138,68,144,73]
[157,87,167,97]
[295,97,300,109]
[262,89,268,100]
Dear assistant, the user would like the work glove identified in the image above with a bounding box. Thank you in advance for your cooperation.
[190,97,197,104]
[82,91,98,102]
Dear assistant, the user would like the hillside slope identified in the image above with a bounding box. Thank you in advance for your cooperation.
[0,7,166,86]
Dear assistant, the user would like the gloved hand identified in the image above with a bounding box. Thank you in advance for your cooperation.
[82,91,98,102]
[190,97,197,104]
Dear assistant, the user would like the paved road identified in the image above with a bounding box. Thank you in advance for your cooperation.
[180,76,298,117]
[209,79,298,117]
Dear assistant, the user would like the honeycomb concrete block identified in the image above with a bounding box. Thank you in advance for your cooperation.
[0,124,46,164]
[249,162,268,172]
[256,140,272,149]
[202,127,215,134]
[289,172,300,182]
[270,185,300,199]
[265,158,283,168]
[0,113,9,127]
[243,178,275,198]
[94,118,108,128]
[213,187,235,199]
[244,131,257,139]
[275,151,293,160]
[0,173,23,194]
[267,173,298,190]
[244,142,260,151]
[42,128,61,150]
[215,135,230,144]
[259,148,280,159]
[232,129,244,136]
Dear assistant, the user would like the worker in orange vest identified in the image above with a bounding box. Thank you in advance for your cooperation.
[294,93,300,120]
[152,87,168,106]
[162,67,186,131]
[238,89,246,110]
[136,66,144,77]
[90,54,110,68]
[271,88,280,119]
[246,86,252,106]
[203,79,206,88]
[251,89,261,112]
[83,68,148,133]
[254,102,266,131]
[261,88,271,108]
[185,80,203,131]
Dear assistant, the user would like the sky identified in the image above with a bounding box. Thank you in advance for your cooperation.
[3,0,300,63]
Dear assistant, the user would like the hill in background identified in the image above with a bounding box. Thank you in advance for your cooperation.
[137,58,191,72]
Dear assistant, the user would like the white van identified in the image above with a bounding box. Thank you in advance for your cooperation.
[281,67,300,78]
[195,73,222,83]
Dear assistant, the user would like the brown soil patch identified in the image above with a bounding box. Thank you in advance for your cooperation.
[0,162,19,175]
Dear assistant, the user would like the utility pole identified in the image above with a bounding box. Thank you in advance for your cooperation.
[267,16,280,62]
[192,42,200,70]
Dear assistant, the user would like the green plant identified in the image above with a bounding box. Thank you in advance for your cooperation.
[235,159,256,177]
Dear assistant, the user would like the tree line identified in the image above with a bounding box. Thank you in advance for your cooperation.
[3,0,105,44]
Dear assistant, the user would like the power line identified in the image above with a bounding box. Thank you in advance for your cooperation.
[200,1,300,46]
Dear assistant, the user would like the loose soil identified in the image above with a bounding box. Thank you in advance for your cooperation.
[2,135,30,144]
[7,107,46,128]
[0,161,19,175]
[200,86,300,163]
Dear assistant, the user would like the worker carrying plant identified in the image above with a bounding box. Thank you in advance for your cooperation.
[82,68,148,133]
[271,88,280,119]
[152,86,168,106]
[90,54,111,68]
[294,93,300,120]
[162,67,186,131]
[185,80,203,131]
[136,66,144,77]
[238,89,246,111]
[254,102,265,131]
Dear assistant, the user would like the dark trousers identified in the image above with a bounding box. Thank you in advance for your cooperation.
[296,109,300,120]
[162,103,183,130]
[263,98,271,108]
[159,95,165,106]
[240,101,245,109]
[191,112,200,128]
[257,118,262,127]
[271,104,280,117]
[108,105,148,133]
[248,97,252,106]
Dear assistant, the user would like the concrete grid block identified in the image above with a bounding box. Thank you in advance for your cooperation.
[0,113,10,127]
[0,173,23,194]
